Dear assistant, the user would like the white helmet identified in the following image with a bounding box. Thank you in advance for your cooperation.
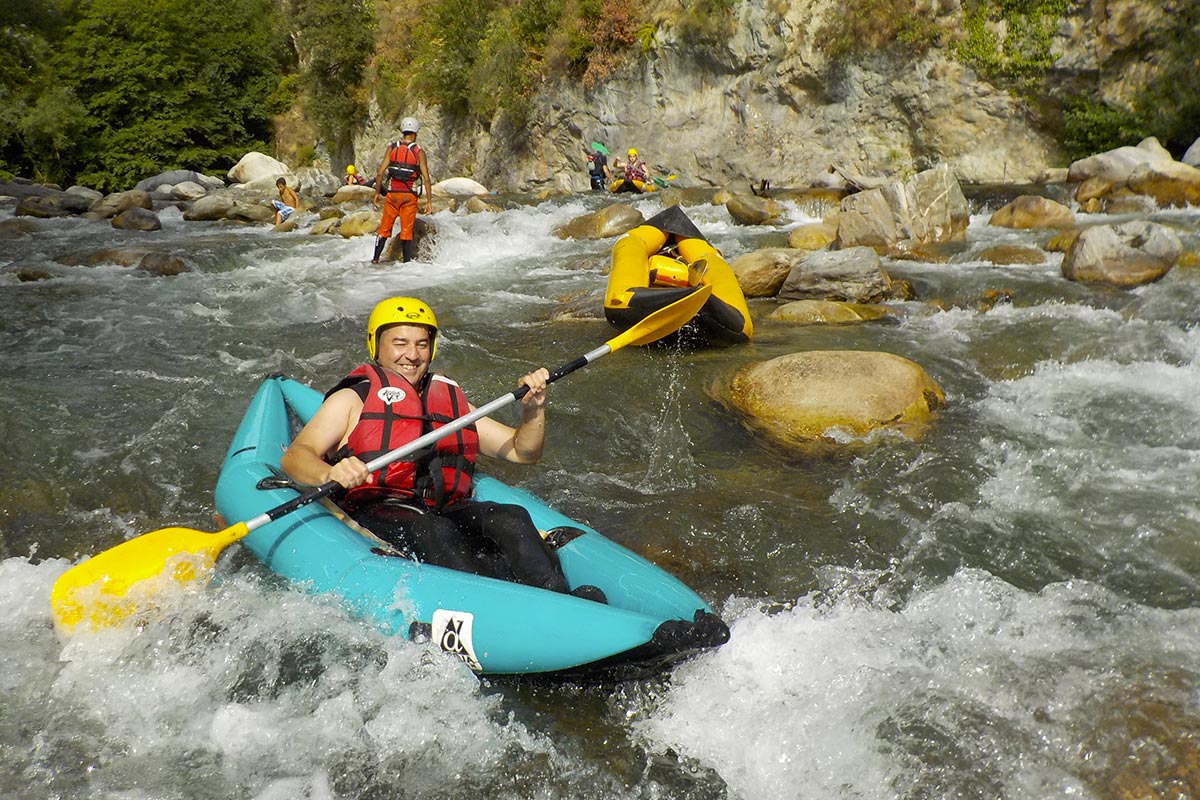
[401,117,420,134]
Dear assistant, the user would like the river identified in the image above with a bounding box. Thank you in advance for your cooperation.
[2,187,1200,799]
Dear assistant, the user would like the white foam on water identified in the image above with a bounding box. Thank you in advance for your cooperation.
[636,570,1200,800]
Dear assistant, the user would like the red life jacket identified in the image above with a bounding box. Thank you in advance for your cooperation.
[624,159,647,182]
[339,363,478,509]
[384,141,422,194]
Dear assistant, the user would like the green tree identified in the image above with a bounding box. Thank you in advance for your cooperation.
[0,0,78,181]
[53,0,287,190]
[286,0,375,142]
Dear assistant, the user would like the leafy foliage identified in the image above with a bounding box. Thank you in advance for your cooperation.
[674,0,737,49]
[410,0,501,118]
[817,0,942,61]
[286,0,375,142]
[42,0,287,190]
[954,0,1069,92]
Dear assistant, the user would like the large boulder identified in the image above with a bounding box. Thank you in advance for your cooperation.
[835,165,969,253]
[728,249,796,297]
[726,194,782,225]
[332,184,378,204]
[1061,220,1182,288]
[723,350,945,447]
[227,152,290,184]
[1184,137,1200,168]
[1125,160,1200,208]
[431,177,489,196]
[778,246,893,303]
[1067,140,1177,184]
[553,203,644,240]
[183,194,236,221]
[339,210,382,238]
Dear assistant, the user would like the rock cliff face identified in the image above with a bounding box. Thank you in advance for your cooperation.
[352,0,1185,194]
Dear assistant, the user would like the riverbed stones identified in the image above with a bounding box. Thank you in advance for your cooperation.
[432,177,489,196]
[724,350,945,447]
[1062,220,1182,287]
[787,220,838,251]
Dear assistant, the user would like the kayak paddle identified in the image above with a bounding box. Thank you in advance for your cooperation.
[49,284,714,632]
[590,141,611,156]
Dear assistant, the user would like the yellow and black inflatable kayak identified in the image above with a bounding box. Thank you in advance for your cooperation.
[604,206,752,345]
[609,178,657,194]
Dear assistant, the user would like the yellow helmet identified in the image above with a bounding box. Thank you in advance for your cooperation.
[628,148,638,157]
[346,164,356,175]
[366,297,438,360]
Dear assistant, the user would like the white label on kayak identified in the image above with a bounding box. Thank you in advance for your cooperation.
[377,386,407,405]
[432,609,482,672]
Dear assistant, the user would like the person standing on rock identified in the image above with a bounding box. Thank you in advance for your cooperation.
[372,117,433,264]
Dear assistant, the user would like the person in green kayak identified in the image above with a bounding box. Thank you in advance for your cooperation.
[280,297,599,599]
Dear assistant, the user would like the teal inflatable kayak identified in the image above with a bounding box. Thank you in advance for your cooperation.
[214,376,729,680]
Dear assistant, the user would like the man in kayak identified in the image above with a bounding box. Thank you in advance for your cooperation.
[280,297,583,597]
[372,117,433,264]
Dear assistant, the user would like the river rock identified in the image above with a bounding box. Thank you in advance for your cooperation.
[339,210,382,238]
[227,203,276,224]
[65,185,103,204]
[787,220,838,251]
[136,251,191,276]
[724,350,945,447]
[778,246,892,303]
[380,218,437,262]
[1184,137,1200,168]
[835,165,969,253]
[978,244,1045,265]
[332,184,377,204]
[310,217,341,235]
[988,195,1075,229]
[0,218,41,237]
[729,249,795,297]
[15,195,73,218]
[228,152,290,184]
[292,166,340,196]
[465,196,501,213]
[1125,160,1200,208]
[553,203,644,240]
[112,207,162,231]
[58,247,152,267]
[770,300,896,325]
[89,189,153,220]
[183,194,236,221]
[432,177,489,196]
[1061,220,1182,287]
[135,170,223,193]
[1067,141,1176,184]
[726,194,781,225]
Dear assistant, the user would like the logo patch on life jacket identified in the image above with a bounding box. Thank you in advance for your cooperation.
[377,386,407,405]
[431,609,482,671]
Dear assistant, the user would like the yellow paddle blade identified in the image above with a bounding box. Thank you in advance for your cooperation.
[50,522,250,632]
[608,284,712,350]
